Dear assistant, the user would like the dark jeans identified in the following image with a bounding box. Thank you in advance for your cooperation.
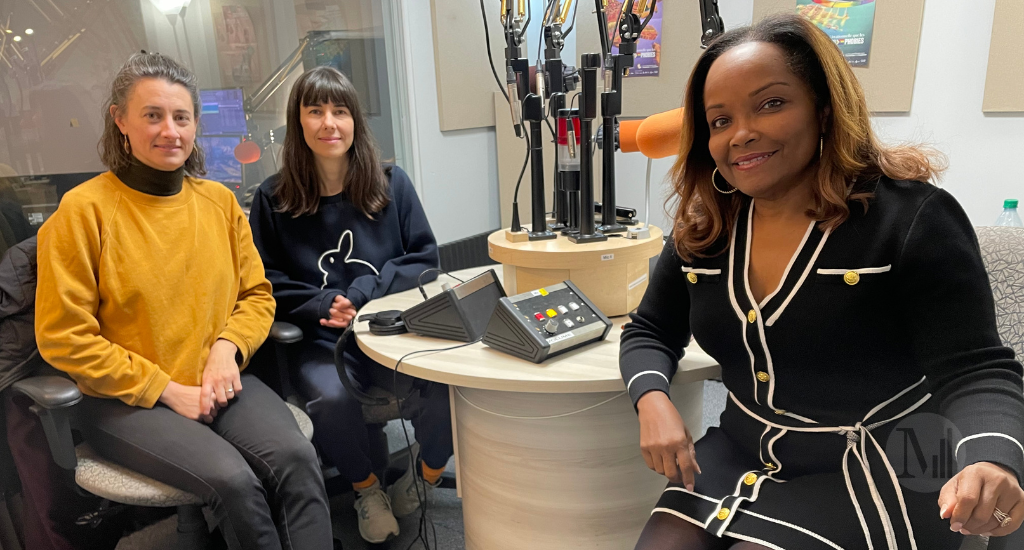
[4,392,124,550]
[79,374,332,550]
[293,341,454,484]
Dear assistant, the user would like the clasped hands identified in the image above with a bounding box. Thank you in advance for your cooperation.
[158,339,242,423]
[636,391,1024,537]
[320,294,356,329]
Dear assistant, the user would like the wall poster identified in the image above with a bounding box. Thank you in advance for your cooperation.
[796,0,876,67]
[606,0,664,78]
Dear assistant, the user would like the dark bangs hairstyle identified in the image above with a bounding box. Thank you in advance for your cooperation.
[275,66,389,217]
[671,12,945,260]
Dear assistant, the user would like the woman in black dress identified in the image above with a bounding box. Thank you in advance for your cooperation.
[620,13,1024,550]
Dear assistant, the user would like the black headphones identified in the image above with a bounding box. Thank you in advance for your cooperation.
[359,310,408,336]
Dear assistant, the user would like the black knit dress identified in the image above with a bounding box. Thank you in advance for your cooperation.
[620,178,1024,549]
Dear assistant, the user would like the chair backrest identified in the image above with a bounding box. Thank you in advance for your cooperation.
[438,229,499,273]
[976,226,1024,363]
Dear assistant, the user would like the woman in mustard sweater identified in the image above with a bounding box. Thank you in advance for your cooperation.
[34,53,334,550]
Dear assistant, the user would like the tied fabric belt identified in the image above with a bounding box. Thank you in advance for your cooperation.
[729,376,933,550]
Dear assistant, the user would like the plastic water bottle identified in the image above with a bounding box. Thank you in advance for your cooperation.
[995,199,1023,227]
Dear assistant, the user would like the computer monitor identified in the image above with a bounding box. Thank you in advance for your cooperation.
[197,136,242,184]
[199,88,247,136]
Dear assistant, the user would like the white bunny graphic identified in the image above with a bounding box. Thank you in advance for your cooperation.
[318,230,380,289]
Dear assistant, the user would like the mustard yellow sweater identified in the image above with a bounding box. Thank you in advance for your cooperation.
[35,172,275,408]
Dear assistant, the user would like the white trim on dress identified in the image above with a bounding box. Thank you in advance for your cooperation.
[955,433,1024,457]
[626,371,671,393]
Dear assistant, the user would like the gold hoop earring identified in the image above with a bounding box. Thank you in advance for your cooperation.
[819,136,824,157]
[122,134,131,155]
[712,168,737,194]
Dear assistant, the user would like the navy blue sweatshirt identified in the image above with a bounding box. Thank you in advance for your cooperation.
[249,165,439,345]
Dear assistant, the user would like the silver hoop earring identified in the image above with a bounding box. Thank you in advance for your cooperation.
[122,134,131,155]
[712,168,737,194]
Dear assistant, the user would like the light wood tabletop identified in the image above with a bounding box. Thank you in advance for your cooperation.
[355,266,721,394]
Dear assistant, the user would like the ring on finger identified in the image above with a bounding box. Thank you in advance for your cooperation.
[226,388,234,394]
[994,507,1013,528]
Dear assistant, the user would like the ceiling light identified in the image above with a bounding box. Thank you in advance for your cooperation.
[12,36,21,42]
[24,29,33,35]
[149,0,192,15]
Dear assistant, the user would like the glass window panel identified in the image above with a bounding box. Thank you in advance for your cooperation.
[0,0,401,231]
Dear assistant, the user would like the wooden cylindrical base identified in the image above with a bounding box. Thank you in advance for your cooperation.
[488,226,663,317]
[452,381,703,550]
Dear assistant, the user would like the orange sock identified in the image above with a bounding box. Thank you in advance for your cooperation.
[353,473,378,492]
[421,460,445,485]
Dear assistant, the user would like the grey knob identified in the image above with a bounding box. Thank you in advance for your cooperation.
[544,319,559,334]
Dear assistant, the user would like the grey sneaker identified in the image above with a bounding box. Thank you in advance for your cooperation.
[387,462,438,518]
[353,481,399,543]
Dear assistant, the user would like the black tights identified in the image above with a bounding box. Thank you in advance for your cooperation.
[634,512,771,550]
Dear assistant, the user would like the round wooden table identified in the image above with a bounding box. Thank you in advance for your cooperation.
[487,226,664,317]
[355,266,720,550]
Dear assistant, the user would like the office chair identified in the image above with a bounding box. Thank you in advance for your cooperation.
[976,226,1024,550]
[7,375,313,550]
[267,229,499,491]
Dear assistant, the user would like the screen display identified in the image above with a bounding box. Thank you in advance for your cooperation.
[199,88,247,136]
[197,136,242,184]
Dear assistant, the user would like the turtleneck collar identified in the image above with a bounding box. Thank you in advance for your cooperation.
[114,157,185,197]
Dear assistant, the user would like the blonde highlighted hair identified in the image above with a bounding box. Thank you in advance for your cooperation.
[671,13,945,260]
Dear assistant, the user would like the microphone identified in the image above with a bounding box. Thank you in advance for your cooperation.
[234,140,262,164]
[617,107,684,159]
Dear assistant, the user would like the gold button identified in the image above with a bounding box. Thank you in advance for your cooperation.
[747,310,757,323]
[844,271,860,285]
[687,272,698,284]
[756,371,770,383]
[774,409,786,415]
[744,473,758,486]
[717,507,731,521]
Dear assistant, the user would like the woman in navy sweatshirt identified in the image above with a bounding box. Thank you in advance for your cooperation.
[248,66,452,544]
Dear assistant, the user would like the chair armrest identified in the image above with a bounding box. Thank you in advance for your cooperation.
[10,376,80,470]
[269,322,304,398]
[11,376,81,409]
[270,321,303,344]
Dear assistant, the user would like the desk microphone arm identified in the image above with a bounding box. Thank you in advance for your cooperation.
[568,53,607,244]
[699,0,724,48]
[543,0,579,233]
[503,0,555,241]
[243,31,353,116]
[596,0,657,235]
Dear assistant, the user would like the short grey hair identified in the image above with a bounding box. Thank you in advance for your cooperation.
[98,52,206,176]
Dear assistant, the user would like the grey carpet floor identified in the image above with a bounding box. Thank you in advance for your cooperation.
[114,381,988,550]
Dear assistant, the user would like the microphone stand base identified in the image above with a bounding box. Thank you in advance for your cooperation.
[528,230,558,241]
[548,222,567,231]
[597,223,627,234]
[568,232,608,244]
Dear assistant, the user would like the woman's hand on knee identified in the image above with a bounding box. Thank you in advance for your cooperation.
[939,462,1024,538]
[159,381,216,423]
[201,339,243,414]
[637,391,701,490]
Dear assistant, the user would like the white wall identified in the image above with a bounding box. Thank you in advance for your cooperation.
[615,0,1023,233]
[871,0,1022,225]
[400,0,502,244]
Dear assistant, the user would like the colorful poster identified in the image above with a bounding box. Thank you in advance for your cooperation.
[796,0,876,67]
[606,1,663,78]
